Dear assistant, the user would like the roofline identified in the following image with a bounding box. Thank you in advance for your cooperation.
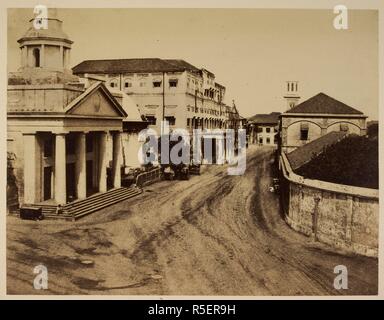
[72,58,199,74]
[201,68,215,77]
[64,81,127,117]
[280,113,367,118]
[18,37,73,44]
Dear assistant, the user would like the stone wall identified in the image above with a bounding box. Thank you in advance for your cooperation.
[279,152,378,257]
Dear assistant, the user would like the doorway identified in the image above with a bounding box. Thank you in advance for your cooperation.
[43,166,52,201]
[66,163,76,202]
[86,160,93,195]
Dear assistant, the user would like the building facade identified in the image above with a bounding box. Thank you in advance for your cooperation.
[72,59,232,134]
[247,112,280,146]
[279,92,367,153]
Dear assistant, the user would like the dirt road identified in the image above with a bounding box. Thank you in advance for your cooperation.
[7,146,378,295]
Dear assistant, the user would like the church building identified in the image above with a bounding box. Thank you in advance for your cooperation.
[7,13,140,217]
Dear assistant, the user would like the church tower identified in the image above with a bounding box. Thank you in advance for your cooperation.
[17,9,73,73]
[284,81,300,110]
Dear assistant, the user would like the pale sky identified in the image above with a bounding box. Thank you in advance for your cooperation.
[7,8,379,120]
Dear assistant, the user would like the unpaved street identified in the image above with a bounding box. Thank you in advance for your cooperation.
[7,146,378,295]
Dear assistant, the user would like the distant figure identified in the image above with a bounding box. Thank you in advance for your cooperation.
[56,204,63,215]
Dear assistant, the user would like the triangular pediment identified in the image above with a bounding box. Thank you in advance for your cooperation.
[65,82,127,118]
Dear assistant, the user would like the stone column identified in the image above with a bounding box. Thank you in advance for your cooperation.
[23,133,37,204]
[112,132,122,188]
[59,46,64,69]
[75,132,87,199]
[98,132,108,193]
[54,133,67,204]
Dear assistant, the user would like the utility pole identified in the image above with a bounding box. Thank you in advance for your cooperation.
[162,71,165,136]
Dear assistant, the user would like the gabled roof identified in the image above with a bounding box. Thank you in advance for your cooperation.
[64,81,127,117]
[285,93,364,115]
[108,87,144,122]
[72,58,200,74]
[286,131,348,171]
[248,112,280,124]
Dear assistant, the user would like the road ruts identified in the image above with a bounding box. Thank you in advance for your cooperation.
[7,146,378,295]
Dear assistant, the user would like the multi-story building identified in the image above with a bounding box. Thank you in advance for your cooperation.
[72,59,230,134]
[247,112,280,146]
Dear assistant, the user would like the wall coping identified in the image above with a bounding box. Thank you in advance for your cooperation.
[280,152,379,199]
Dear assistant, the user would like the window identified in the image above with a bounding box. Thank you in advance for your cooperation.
[169,79,178,87]
[146,116,157,125]
[165,116,176,126]
[33,48,40,67]
[259,138,263,144]
[110,79,118,88]
[187,118,191,127]
[300,129,308,140]
[300,123,309,140]
[153,80,162,88]
[266,137,271,144]
[140,82,146,87]
[257,127,263,133]
[266,127,271,133]
[124,81,132,88]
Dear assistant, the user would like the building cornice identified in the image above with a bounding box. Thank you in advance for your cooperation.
[281,113,367,119]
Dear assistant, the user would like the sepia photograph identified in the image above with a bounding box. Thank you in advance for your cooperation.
[4,2,380,298]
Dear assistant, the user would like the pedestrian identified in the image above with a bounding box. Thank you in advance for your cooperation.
[56,204,63,215]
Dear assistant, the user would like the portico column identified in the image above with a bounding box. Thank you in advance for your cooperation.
[112,132,122,188]
[54,133,67,204]
[75,132,86,199]
[98,132,108,193]
[23,133,37,204]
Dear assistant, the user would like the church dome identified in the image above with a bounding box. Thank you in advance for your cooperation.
[17,17,72,45]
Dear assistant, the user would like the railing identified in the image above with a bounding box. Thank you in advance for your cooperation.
[135,167,162,188]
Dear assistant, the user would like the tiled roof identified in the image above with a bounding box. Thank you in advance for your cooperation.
[163,59,200,72]
[248,112,280,124]
[286,131,348,171]
[285,93,364,115]
[72,58,200,74]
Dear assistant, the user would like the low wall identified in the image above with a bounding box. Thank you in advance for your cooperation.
[279,152,379,257]
[136,167,162,188]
